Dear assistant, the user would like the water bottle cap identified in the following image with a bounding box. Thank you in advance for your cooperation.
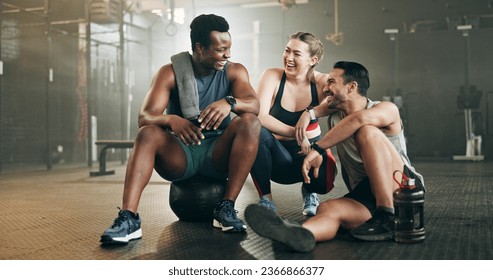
[406,178,415,186]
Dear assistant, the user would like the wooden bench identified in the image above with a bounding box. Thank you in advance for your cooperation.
[89,140,134,176]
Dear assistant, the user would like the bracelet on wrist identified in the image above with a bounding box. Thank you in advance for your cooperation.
[311,142,327,156]
[309,118,319,124]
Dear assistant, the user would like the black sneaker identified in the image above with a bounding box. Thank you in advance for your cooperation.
[213,200,247,232]
[244,204,316,253]
[349,208,395,241]
[100,208,142,244]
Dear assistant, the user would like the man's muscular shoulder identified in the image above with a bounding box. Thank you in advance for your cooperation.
[155,63,176,89]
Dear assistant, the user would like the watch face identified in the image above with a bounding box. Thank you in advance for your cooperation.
[226,96,236,105]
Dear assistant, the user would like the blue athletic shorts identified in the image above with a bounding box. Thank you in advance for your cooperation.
[173,131,228,182]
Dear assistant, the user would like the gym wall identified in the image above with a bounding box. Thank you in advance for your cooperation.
[1,0,492,173]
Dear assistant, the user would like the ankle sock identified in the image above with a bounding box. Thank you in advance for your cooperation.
[123,209,138,218]
[378,206,395,215]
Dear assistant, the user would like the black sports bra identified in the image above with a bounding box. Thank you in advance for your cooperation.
[269,72,319,127]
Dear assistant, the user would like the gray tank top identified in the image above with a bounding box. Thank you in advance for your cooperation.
[167,63,232,130]
[328,99,424,191]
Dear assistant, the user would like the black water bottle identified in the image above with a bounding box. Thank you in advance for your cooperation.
[393,172,425,243]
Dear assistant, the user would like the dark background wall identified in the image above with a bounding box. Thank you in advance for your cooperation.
[1,0,492,172]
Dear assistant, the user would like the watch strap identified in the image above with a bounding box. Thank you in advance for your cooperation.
[306,106,316,120]
[311,142,327,156]
[225,96,236,111]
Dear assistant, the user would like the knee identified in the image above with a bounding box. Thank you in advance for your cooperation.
[259,127,273,143]
[315,201,343,223]
[354,125,383,145]
[317,201,333,214]
[232,113,261,136]
[136,125,169,143]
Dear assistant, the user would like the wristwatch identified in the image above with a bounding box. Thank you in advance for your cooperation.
[306,106,316,121]
[225,95,237,112]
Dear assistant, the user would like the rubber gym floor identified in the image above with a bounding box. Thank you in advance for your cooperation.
[0,160,491,260]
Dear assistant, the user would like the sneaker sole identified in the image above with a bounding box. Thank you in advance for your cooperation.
[245,204,316,253]
[213,219,247,232]
[349,230,394,241]
[302,209,316,216]
[100,228,143,244]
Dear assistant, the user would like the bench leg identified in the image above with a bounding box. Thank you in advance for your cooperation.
[90,146,116,176]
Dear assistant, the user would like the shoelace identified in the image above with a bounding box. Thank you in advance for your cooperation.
[304,194,318,207]
[111,207,128,228]
[219,203,239,218]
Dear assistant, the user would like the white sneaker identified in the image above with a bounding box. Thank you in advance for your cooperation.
[302,191,319,216]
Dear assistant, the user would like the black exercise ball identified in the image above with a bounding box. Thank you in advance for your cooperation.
[169,175,226,222]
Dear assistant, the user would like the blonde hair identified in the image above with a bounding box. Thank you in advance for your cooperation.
[289,32,324,81]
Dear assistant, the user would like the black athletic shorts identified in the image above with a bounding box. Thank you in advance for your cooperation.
[343,177,377,213]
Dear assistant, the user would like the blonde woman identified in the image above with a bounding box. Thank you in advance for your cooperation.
[250,32,337,215]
